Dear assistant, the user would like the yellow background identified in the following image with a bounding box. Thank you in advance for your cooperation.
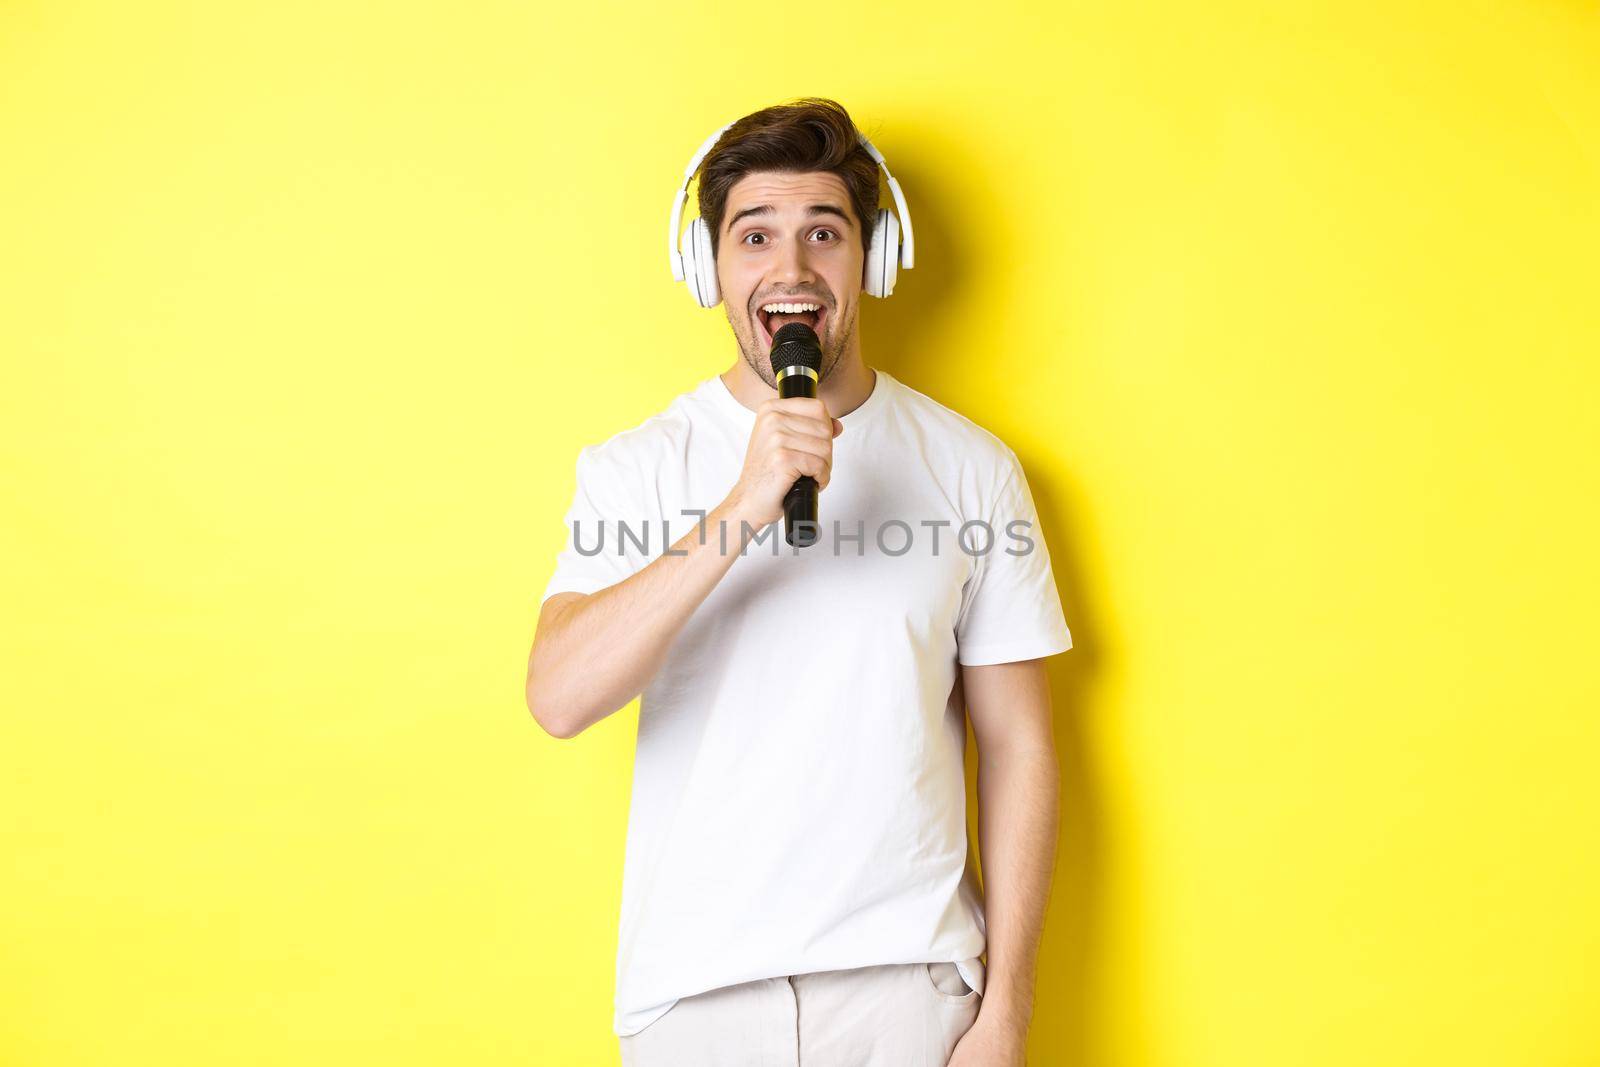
[3,2,1597,1064]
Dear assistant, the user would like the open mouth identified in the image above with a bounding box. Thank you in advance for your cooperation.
[756,300,828,349]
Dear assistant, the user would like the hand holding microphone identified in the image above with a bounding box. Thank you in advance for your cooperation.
[727,322,839,546]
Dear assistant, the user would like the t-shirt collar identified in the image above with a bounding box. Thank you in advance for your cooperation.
[709,366,890,431]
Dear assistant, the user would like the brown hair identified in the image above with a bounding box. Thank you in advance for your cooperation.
[697,97,881,259]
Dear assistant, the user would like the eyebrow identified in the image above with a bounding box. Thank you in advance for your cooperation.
[726,203,853,233]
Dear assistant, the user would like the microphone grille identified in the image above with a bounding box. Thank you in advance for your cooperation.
[769,322,822,375]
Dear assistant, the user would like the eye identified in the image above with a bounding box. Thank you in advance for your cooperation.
[743,232,767,246]
[811,228,837,242]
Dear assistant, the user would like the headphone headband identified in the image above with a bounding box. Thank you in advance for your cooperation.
[667,120,915,281]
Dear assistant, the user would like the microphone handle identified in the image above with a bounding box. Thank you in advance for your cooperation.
[778,370,819,547]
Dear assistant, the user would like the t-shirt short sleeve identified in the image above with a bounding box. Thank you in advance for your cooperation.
[954,449,1074,666]
[540,444,650,604]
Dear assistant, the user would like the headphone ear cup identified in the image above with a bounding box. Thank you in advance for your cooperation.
[683,217,720,308]
[680,218,711,307]
[679,221,702,306]
[863,208,899,298]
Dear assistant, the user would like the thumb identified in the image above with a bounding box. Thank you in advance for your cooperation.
[833,418,844,436]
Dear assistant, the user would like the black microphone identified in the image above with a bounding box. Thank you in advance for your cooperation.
[768,321,823,548]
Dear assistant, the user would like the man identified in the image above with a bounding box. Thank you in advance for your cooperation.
[526,98,1072,1067]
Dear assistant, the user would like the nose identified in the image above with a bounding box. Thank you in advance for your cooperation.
[772,235,817,287]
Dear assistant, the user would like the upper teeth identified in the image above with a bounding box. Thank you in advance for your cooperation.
[761,302,821,314]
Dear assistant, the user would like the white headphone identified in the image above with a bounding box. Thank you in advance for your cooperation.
[667,119,916,308]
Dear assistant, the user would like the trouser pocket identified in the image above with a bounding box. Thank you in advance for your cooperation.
[923,960,978,1003]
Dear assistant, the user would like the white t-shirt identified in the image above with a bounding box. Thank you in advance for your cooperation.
[540,368,1073,1037]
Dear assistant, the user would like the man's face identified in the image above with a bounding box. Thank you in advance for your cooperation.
[715,170,864,388]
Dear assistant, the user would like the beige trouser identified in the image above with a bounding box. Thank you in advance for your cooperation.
[618,960,983,1067]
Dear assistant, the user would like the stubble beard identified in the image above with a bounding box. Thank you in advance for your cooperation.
[733,301,855,390]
